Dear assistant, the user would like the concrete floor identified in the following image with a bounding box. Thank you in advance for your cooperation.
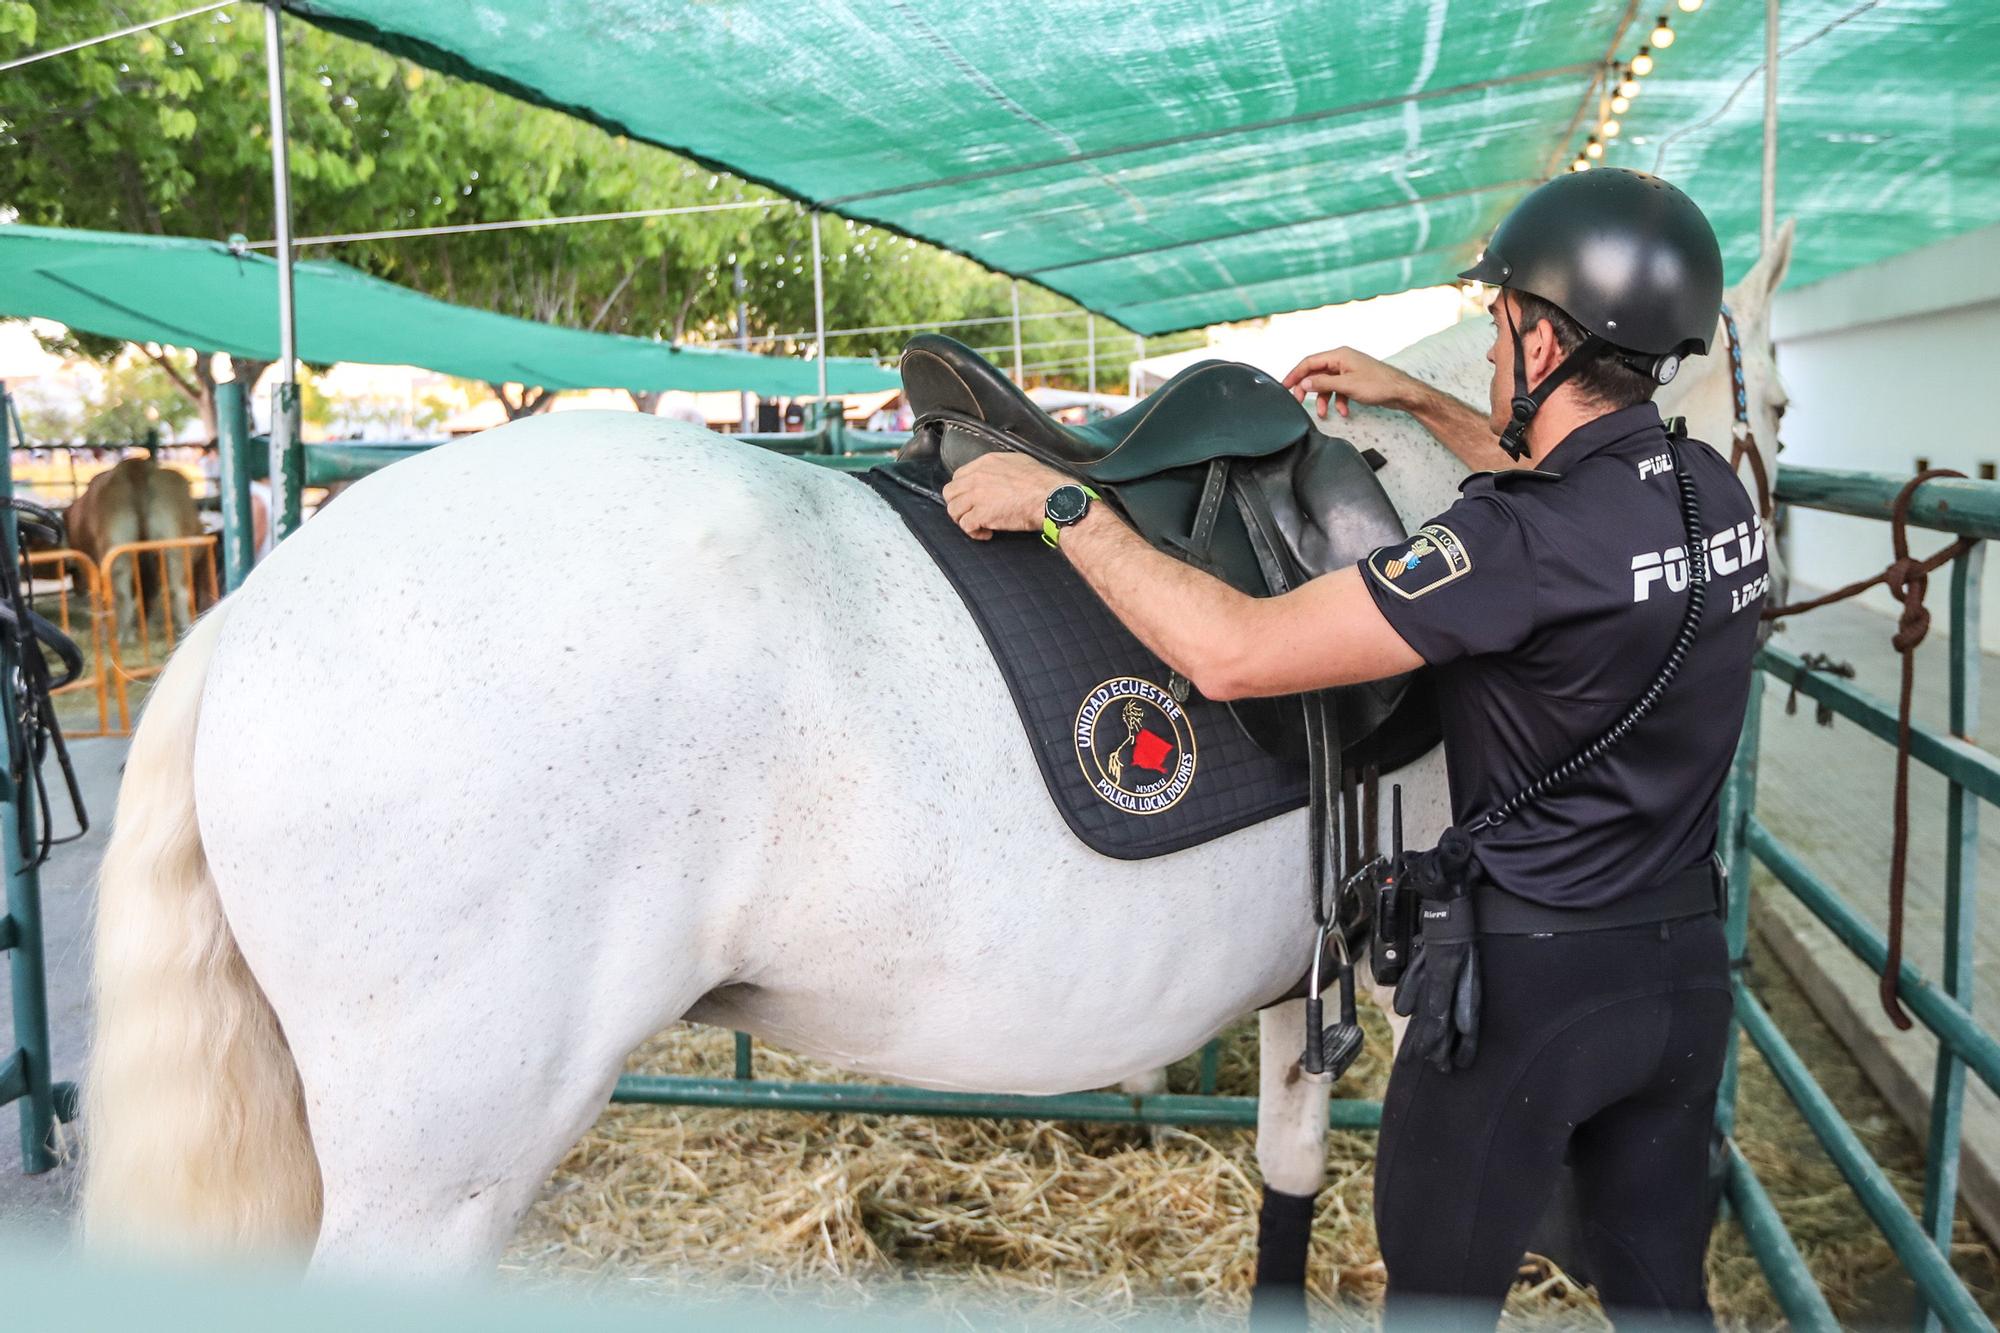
[0,736,126,1240]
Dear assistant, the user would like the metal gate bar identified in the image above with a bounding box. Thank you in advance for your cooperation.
[615,1071,1381,1130]
[1720,463,2000,1333]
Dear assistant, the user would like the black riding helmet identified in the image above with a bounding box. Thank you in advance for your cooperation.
[1459,167,1724,459]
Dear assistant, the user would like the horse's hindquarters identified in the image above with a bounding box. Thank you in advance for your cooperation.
[193,417,1325,1117]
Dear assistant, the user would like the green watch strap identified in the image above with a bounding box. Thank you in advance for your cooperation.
[1042,485,1100,548]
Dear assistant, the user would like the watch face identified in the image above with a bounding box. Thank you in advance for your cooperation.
[1046,484,1089,525]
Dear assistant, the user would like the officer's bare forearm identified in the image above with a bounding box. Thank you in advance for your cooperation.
[1403,380,1518,472]
[1053,506,1255,696]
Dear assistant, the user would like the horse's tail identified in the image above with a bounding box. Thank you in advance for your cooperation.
[82,601,323,1254]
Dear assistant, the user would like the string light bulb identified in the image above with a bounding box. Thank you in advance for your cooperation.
[1651,16,1676,47]
[1585,137,1604,159]
[1571,157,1592,172]
[1611,93,1631,114]
[1631,47,1655,76]
[1678,0,1702,10]
[1601,118,1621,138]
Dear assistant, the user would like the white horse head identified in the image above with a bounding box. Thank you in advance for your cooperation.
[1661,218,1794,520]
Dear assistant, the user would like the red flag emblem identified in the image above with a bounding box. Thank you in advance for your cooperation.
[1131,727,1174,774]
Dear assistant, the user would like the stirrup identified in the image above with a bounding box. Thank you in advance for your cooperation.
[1300,914,1365,1083]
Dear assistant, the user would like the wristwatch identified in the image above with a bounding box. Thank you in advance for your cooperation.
[1042,483,1100,548]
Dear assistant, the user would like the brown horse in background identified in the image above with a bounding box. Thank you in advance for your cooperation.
[65,456,208,642]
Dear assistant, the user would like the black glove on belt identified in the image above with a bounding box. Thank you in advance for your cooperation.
[1392,827,1483,1073]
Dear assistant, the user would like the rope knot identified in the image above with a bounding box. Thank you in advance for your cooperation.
[1888,557,1932,652]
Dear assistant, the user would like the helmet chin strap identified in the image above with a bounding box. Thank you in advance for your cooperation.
[1497,297,1606,462]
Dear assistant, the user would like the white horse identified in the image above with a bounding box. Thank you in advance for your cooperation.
[81,229,1790,1286]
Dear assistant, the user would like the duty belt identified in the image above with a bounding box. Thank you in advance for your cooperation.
[1471,858,1723,937]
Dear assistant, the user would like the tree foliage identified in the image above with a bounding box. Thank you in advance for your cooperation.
[0,2,1192,431]
[11,349,195,445]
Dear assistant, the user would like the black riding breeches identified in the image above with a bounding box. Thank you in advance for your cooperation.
[1373,911,1733,1329]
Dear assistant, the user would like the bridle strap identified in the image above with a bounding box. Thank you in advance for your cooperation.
[1720,305,1774,522]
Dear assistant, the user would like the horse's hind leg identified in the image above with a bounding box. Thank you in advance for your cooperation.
[302,1031,631,1278]
[295,976,704,1280]
[1251,999,1329,1322]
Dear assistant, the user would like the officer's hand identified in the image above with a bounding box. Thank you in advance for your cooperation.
[1282,347,1420,421]
[943,451,1067,540]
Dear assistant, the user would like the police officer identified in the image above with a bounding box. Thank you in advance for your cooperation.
[941,167,1766,1326]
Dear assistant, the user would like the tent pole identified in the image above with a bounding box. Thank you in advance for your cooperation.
[263,1,302,541]
[1086,317,1096,397]
[1761,0,1780,253]
[1131,335,1144,397]
[810,211,830,449]
[735,257,753,433]
[215,377,255,589]
[1011,282,1024,385]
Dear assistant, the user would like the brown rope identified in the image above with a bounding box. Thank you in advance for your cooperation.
[1762,469,1975,1031]
[1731,433,1774,523]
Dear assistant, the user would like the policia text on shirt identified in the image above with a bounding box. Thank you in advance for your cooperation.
[941,168,1763,1327]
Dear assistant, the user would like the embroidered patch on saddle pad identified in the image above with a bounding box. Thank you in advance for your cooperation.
[860,467,1305,860]
[1366,523,1471,600]
[1074,676,1198,816]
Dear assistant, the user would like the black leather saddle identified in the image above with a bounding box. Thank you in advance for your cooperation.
[895,334,1437,772]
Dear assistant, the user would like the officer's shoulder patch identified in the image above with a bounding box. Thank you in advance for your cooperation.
[1366,524,1473,600]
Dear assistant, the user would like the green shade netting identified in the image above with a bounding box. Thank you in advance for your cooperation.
[283,0,2000,335]
[0,225,896,395]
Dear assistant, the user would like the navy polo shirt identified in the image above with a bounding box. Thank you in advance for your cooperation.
[1360,402,1769,908]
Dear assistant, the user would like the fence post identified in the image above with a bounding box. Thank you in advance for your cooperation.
[0,383,62,1173]
[216,379,256,590]
[1714,670,1765,1142]
[1923,543,1984,1326]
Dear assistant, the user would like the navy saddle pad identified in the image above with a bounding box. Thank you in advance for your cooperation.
[860,466,1306,860]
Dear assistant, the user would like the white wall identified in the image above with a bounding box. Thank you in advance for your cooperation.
[1773,224,2000,649]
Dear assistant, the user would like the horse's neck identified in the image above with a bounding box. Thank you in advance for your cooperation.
[1387,319,1493,406]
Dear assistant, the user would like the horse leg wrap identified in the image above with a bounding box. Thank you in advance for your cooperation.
[1249,1185,1316,1324]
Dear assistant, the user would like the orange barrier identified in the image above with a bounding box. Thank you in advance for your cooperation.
[24,549,113,737]
[20,535,223,737]
[98,536,220,732]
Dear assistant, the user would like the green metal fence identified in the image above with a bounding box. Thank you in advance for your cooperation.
[0,386,79,1175]
[612,1032,1379,1132]
[1716,466,2000,1333]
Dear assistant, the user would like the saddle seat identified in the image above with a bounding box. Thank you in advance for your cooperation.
[900,334,1314,483]
[894,335,1438,772]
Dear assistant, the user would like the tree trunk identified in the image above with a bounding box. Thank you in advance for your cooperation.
[190,354,221,444]
[486,382,559,421]
[627,390,664,415]
[230,356,273,404]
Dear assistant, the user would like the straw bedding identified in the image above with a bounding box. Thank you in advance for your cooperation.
[506,933,2000,1326]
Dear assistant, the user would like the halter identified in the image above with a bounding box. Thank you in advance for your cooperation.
[1720,305,1774,521]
